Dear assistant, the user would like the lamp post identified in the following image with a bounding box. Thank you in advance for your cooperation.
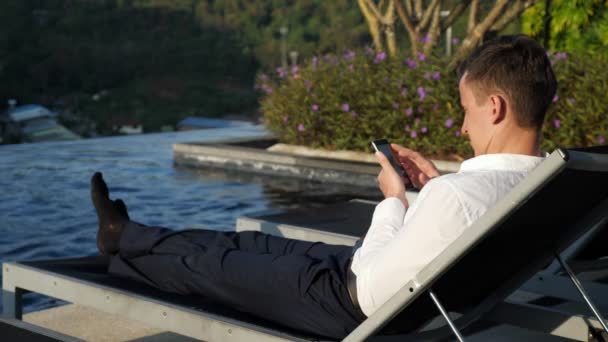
[289,51,299,67]
[440,10,452,56]
[279,26,288,70]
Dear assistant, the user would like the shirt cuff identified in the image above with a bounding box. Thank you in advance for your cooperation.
[370,197,407,229]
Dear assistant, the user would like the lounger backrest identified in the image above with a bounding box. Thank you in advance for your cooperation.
[346,149,608,340]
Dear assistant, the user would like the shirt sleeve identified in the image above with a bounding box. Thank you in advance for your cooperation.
[351,178,470,316]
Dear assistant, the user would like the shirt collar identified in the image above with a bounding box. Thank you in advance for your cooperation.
[459,153,546,173]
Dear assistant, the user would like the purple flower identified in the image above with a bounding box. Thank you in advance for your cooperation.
[291,65,299,74]
[400,87,408,96]
[349,64,354,71]
[417,52,426,61]
[424,72,431,79]
[421,126,428,134]
[405,107,413,116]
[455,131,461,137]
[405,58,417,69]
[343,50,356,60]
[260,73,268,81]
[432,103,439,111]
[304,79,312,92]
[312,56,319,67]
[417,87,427,101]
[262,85,273,94]
[451,37,460,45]
[276,67,287,78]
[404,124,411,132]
[374,52,387,64]
[365,46,374,55]
[418,34,431,44]
[297,123,305,132]
[393,102,399,109]
[414,117,421,124]
[311,104,319,111]
[350,111,357,118]
[598,136,606,144]
[282,116,288,123]
[432,71,441,81]
[445,118,454,128]
[553,119,561,128]
[341,103,350,112]
[410,131,418,138]
[554,52,568,60]
[568,97,576,104]
[553,95,559,103]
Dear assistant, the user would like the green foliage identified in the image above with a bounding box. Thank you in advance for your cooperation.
[522,0,608,54]
[190,0,369,68]
[0,0,259,133]
[541,52,608,150]
[259,50,608,160]
[259,50,471,159]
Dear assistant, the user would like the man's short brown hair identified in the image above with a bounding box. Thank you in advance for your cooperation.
[457,35,557,129]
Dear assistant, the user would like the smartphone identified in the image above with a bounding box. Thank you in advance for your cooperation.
[371,139,409,182]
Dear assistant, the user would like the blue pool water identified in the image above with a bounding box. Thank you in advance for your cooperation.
[0,126,380,313]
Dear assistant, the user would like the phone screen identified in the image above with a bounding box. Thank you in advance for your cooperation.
[371,139,406,177]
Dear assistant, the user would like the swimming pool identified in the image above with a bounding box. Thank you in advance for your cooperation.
[0,125,381,312]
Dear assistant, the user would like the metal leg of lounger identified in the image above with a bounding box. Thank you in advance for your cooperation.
[428,289,465,342]
[556,253,608,333]
[2,288,24,319]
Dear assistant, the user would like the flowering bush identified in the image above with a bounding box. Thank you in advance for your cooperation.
[541,52,608,151]
[258,49,607,160]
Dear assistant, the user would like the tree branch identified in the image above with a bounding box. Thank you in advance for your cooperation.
[448,0,510,69]
[467,0,479,35]
[404,0,413,17]
[363,0,385,22]
[415,0,440,35]
[385,0,397,56]
[441,0,471,30]
[424,5,442,55]
[491,0,539,32]
[358,0,384,51]
[414,0,423,19]
[395,0,419,56]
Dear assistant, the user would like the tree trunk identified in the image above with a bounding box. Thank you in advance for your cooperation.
[358,0,384,51]
[385,0,397,56]
[424,5,441,55]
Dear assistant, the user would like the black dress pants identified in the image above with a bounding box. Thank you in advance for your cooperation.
[108,222,366,339]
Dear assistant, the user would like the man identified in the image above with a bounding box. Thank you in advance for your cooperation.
[91,35,556,339]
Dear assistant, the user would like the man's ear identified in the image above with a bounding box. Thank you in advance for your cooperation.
[489,94,507,124]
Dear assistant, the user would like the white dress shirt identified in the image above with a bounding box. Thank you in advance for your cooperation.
[350,153,546,316]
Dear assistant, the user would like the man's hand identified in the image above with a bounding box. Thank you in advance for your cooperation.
[391,144,440,189]
[375,152,408,208]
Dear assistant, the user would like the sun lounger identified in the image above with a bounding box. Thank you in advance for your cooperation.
[4,148,608,341]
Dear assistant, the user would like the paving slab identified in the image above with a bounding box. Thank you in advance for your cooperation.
[24,304,197,342]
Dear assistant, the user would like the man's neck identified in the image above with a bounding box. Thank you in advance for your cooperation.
[485,125,541,157]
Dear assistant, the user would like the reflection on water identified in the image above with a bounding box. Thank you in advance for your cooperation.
[0,126,381,312]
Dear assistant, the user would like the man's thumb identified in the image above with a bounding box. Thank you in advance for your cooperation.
[375,151,391,169]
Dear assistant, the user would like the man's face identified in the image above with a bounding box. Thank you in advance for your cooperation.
[458,74,494,156]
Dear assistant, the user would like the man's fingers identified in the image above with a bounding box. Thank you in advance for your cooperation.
[375,151,391,169]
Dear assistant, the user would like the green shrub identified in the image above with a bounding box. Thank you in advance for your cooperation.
[541,52,608,151]
[259,49,607,160]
